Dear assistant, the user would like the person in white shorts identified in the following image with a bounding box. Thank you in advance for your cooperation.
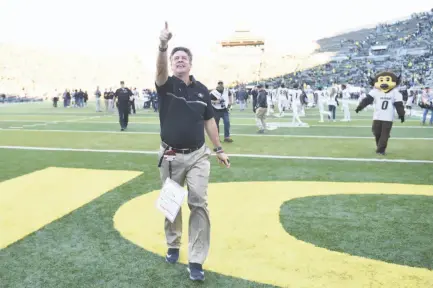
[290,84,304,126]
[341,84,351,122]
[314,86,331,122]
[265,84,275,116]
[276,84,289,117]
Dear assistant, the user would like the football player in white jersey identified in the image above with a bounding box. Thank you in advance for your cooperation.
[355,71,405,155]
[265,84,275,116]
[290,84,305,126]
[305,85,314,108]
[314,87,331,122]
[341,84,351,121]
[276,84,289,117]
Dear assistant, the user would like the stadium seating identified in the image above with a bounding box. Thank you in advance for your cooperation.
[253,10,433,89]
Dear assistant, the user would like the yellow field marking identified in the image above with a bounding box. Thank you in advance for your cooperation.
[0,167,142,249]
[114,181,433,288]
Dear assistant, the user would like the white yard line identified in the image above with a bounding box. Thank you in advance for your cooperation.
[230,133,433,140]
[0,120,429,129]
[0,128,432,140]
[0,145,432,164]
[0,102,44,108]
[55,117,423,122]
[0,115,411,121]
[311,125,432,129]
[22,123,48,128]
[0,119,77,122]
[9,115,104,129]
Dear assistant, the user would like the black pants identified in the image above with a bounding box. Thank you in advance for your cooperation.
[328,105,336,120]
[130,99,136,114]
[372,120,393,153]
[214,109,230,138]
[118,104,129,129]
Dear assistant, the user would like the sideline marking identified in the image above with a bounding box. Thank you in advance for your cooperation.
[0,145,432,163]
[1,119,427,125]
[312,124,432,129]
[0,128,431,140]
[1,120,430,128]
[7,116,103,129]
[113,181,433,288]
[0,167,142,249]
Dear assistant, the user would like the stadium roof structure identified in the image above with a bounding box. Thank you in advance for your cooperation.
[220,30,265,47]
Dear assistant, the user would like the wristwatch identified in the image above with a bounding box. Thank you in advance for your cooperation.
[159,45,168,52]
[213,147,224,153]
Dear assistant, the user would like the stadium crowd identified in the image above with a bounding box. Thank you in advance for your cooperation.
[2,8,432,126]
[255,9,433,90]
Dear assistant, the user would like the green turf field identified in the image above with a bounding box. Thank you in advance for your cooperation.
[0,102,432,288]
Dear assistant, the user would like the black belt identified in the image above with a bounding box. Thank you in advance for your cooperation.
[161,142,202,154]
[158,142,202,179]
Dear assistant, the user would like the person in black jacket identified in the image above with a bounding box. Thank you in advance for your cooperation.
[77,89,84,107]
[255,84,268,133]
[252,86,258,113]
[114,81,133,131]
[83,91,88,106]
[103,88,109,111]
[63,89,70,107]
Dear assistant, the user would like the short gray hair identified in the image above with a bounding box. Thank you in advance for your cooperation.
[170,47,193,63]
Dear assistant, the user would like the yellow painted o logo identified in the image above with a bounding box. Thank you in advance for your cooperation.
[113,181,433,287]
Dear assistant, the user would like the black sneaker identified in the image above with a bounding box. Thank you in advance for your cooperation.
[224,137,233,143]
[165,248,179,264]
[187,262,205,281]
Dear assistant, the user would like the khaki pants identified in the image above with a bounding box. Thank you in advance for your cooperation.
[158,144,211,264]
[372,120,393,153]
[256,107,267,130]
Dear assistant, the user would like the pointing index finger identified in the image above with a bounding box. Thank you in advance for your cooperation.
[165,21,168,29]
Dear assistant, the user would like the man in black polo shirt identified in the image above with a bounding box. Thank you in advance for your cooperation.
[114,81,133,131]
[155,22,230,282]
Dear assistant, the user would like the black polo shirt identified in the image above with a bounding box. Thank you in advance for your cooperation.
[155,75,214,149]
[114,88,132,105]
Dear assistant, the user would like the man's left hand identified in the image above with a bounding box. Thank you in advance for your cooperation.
[216,152,230,168]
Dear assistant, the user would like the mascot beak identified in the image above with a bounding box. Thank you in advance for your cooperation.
[380,84,389,89]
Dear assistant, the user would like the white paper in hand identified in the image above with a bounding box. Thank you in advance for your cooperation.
[156,178,188,223]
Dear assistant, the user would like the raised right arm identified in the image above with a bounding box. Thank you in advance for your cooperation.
[155,22,172,87]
